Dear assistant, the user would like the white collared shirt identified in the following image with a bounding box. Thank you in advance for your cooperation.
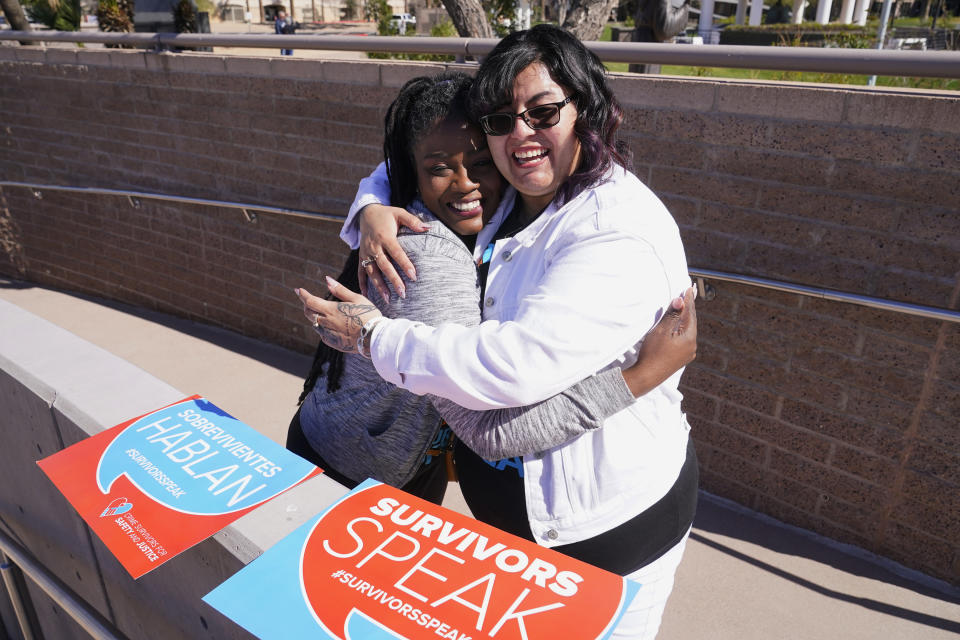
[344,163,692,545]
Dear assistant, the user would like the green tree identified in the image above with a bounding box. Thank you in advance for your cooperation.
[368,0,398,35]
[485,0,516,36]
[96,0,134,43]
[365,0,390,29]
[367,18,457,61]
[24,0,81,31]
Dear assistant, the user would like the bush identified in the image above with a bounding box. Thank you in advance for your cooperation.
[366,17,456,62]
[97,0,134,34]
[724,21,869,32]
[25,0,81,31]
[720,22,874,47]
[366,0,392,32]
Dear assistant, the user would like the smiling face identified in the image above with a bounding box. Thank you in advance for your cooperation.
[413,118,503,237]
[486,62,581,218]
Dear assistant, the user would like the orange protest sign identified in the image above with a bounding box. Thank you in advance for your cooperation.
[205,479,640,639]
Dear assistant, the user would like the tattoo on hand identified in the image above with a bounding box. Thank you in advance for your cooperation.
[314,324,357,354]
[337,302,378,327]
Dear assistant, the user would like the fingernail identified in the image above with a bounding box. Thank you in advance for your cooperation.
[406,269,417,281]
[325,276,337,289]
[294,288,300,296]
[398,286,406,299]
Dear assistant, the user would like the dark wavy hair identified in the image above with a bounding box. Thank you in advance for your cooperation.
[384,72,474,208]
[299,73,474,401]
[468,24,631,205]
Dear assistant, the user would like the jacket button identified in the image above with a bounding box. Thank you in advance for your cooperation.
[502,250,512,262]
[485,297,495,307]
[545,529,559,540]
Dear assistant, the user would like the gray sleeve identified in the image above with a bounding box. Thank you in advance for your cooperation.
[431,368,635,460]
[369,234,482,327]
[381,229,636,461]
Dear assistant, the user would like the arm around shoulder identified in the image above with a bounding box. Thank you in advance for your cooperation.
[432,367,634,460]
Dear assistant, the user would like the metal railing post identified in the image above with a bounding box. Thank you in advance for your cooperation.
[0,551,39,640]
[0,530,126,640]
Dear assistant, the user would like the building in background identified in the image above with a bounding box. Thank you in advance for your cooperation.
[219,0,409,23]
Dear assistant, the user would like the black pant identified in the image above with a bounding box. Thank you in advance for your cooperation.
[285,407,448,506]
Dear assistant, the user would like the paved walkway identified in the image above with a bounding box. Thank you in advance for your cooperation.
[1,18,378,60]
[1,279,958,639]
[206,18,376,60]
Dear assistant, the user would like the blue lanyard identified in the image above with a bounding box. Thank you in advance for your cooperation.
[478,241,495,266]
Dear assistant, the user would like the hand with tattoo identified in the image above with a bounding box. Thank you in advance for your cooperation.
[296,276,383,354]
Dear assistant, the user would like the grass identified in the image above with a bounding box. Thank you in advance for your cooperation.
[891,15,958,28]
[654,66,959,91]
[600,21,959,91]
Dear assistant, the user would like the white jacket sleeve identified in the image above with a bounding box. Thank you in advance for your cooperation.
[371,199,689,410]
[340,161,391,249]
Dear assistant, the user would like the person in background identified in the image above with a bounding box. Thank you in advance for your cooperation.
[275,9,295,56]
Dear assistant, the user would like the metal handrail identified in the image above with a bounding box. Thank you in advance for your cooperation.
[0,528,126,640]
[2,30,960,78]
[4,181,957,324]
[689,269,959,323]
[0,180,345,224]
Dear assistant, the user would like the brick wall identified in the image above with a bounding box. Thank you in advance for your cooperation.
[1,47,957,584]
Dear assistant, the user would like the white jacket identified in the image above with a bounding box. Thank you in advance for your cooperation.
[343,164,692,546]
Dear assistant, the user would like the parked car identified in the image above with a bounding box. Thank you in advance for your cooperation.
[389,13,416,34]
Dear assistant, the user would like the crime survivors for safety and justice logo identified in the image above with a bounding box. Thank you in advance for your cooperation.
[204,479,641,640]
[38,395,322,578]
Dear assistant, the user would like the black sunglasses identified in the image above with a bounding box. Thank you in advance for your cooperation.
[478,96,575,136]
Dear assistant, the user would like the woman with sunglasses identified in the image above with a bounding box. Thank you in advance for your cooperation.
[290,73,694,507]
[298,25,696,639]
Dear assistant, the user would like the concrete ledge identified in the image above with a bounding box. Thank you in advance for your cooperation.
[43,48,79,66]
[610,73,718,110]
[0,298,347,638]
[13,46,46,63]
[107,49,149,69]
[319,59,382,85]
[378,60,448,88]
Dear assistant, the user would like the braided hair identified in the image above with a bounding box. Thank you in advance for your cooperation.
[297,250,360,402]
[383,72,474,208]
[299,72,474,404]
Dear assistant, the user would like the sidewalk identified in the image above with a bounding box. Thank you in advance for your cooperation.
[3,19,378,59]
[6,18,381,59]
[206,18,376,60]
[1,278,957,640]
